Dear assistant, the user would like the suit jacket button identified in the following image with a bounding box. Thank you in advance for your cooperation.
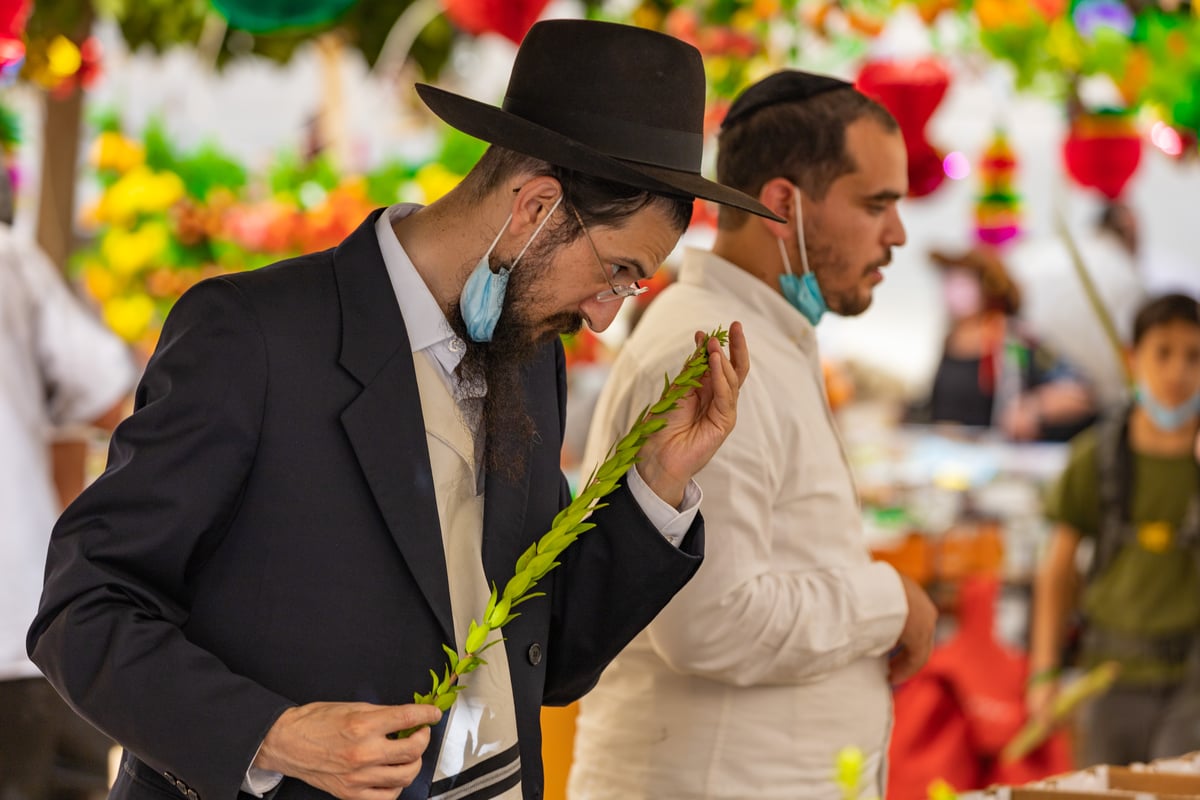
[174,780,187,794]
[527,643,542,666]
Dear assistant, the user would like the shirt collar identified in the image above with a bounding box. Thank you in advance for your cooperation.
[374,203,470,376]
[678,247,817,353]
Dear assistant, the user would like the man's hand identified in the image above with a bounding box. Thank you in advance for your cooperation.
[888,575,937,685]
[1025,677,1059,727]
[637,322,750,507]
[255,702,442,800]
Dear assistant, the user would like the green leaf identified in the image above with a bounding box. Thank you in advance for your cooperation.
[503,570,534,601]
[649,397,677,415]
[487,595,513,628]
[510,591,545,608]
[526,552,559,578]
[442,644,460,671]
[465,622,489,654]
[483,582,499,619]
[514,545,538,574]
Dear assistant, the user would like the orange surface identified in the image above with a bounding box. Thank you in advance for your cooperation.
[871,522,1005,586]
[541,703,579,800]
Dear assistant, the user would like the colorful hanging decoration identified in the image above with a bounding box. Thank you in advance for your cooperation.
[442,0,551,44]
[974,129,1022,247]
[856,58,952,198]
[1062,109,1142,199]
[0,0,27,87]
[21,33,103,97]
[207,0,360,34]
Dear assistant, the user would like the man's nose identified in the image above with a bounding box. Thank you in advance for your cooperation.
[581,295,625,333]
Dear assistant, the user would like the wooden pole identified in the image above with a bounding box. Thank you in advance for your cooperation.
[35,10,95,509]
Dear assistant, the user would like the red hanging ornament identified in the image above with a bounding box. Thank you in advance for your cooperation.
[0,0,29,39]
[856,58,952,198]
[442,0,551,45]
[1062,111,1142,200]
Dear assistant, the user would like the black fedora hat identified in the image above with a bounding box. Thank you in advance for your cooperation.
[415,19,782,221]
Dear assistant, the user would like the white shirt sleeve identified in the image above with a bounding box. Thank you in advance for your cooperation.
[625,465,701,547]
[21,238,136,426]
[242,767,283,797]
[642,395,908,686]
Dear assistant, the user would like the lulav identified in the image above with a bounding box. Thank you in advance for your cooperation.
[391,328,729,738]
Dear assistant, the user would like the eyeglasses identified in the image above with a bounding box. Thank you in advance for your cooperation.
[569,205,648,304]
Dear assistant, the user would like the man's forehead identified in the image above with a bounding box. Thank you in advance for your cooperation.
[836,120,907,194]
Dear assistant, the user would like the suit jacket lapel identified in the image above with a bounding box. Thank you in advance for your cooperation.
[335,210,455,647]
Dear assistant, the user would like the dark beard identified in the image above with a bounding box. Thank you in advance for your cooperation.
[445,250,584,485]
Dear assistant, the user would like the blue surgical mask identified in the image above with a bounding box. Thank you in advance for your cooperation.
[1136,383,1200,432]
[777,186,827,326]
[460,196,563,342]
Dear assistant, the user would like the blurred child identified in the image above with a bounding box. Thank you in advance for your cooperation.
[1028,293,1200,766]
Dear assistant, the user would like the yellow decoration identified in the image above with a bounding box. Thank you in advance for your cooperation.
[731,9,759,31]
[1046,18,1085,71]
[928,778,958,800]
[101,222,171,277]
[836,746,867,800]
[1137,521,1173,553]
[82,262,118,303]
[97,167,186,225]
[102,294,156,343]
[975,0,1036,30]
[413,163,462,204]
[91,132,145,174]
[46,35,82,78]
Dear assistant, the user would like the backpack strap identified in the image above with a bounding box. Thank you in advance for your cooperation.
[1089,405,1135,583]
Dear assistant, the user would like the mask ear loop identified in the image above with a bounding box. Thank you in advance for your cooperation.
[482,216,513,268]
[793,186,812,277]
[510,195,564,269]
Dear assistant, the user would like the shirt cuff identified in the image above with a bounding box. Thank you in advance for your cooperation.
[242,742,283,797]
[847,561,910,655]
[626,465,702,547]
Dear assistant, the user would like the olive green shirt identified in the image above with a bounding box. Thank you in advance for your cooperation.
[1046,427,1200,684]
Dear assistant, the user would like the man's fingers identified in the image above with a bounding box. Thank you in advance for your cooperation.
[380,724,432,765]
[370,703,442,737]
[888,649,916,684]
[727,321,750,386]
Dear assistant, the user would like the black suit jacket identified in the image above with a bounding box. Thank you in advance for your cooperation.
[28,210,704,800]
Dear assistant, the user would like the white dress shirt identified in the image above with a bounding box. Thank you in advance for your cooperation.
[1,226,134,682]
[568,248,909,800]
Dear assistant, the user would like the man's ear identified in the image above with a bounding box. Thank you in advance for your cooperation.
[758,177,796,240]
[509,176,565,236]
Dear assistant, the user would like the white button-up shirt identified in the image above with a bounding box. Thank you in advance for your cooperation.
[568,248,909,800]
[1,227,134,681]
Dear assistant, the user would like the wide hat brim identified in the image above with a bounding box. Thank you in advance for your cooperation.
[416,83,783,222]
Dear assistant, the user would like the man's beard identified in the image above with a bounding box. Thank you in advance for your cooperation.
[809,238,891,318]
[445,243,584,485]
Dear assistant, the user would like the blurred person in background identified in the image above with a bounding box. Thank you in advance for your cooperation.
[568,70,936,800]
[1029,293,1200,765]
[0,164,135,799]
[923,246,1098,441]
[1098,200,1200,300]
